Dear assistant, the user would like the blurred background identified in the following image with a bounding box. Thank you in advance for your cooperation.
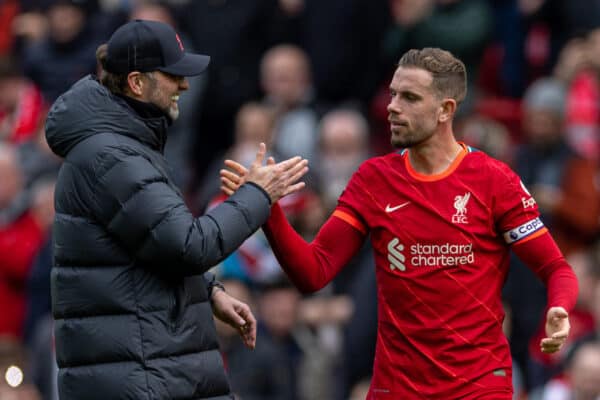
[1,0,600,399]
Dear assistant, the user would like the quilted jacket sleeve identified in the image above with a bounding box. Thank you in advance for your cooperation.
[89,147,271,274]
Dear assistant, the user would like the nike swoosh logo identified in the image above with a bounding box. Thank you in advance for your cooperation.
[385,201,410,213]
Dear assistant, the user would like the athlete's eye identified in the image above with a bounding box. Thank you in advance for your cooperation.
[390,90,397,98]
[403,93,418,102]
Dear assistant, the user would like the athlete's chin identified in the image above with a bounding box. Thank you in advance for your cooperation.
[390,133,414,149]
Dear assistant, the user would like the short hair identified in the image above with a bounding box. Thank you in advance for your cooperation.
[398,48,467,104]
[96,44,157,96]
[96,44,128,95]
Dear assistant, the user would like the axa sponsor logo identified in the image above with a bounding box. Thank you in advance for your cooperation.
[503,217,545,244]
[452,192,471,224]
[386,238,475,271]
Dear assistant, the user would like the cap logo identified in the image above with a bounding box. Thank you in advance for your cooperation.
[175,33,184,51]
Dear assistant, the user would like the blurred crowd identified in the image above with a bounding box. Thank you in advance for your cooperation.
[1,0,600,399]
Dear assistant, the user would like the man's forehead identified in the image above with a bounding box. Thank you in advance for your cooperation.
[391,66,433,90]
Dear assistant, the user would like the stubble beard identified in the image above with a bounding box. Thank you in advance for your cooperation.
[390,112,439,149]
[146,74,180,121]
[151,97,179,121]
[390,127,420,149]
[390,125,435,149]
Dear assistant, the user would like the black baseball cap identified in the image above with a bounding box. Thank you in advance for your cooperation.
[104,20,210,76]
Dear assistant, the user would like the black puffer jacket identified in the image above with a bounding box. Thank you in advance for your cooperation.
[46,76,271,400]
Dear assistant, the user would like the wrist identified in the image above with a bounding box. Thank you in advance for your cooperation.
[245,181,272,204]
[208,280,226,302]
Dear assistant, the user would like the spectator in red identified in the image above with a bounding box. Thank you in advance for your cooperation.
[0,57,45,144]
[0,144,49,339]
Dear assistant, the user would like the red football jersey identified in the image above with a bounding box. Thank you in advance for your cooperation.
[336,144,547,399]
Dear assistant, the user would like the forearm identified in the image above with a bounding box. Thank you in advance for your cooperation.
[512,232,579,312]
[263,203,364,293]
[199,183,271,265]
[543,259,579,310]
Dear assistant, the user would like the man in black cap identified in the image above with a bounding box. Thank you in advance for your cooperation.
[45,19,308,400]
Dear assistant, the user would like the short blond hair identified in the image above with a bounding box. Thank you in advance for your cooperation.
[398,48,467,104]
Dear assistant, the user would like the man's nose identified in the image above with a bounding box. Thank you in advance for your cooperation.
[387,99,400,114]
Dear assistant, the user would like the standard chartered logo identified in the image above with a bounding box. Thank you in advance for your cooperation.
[387,238,406,271]
[386,238,475,271]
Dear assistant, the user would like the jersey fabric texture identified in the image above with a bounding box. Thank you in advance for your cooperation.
[336,144,545,399]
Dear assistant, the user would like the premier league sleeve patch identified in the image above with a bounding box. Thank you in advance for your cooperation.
[503,217,545,244]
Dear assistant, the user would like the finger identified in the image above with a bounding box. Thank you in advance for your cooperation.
[548,307,569,320]
[541,345,561,354]
[286,164,309,184]
[236,307,257,349]
[551,329,569,340]
[251,143,267,168]
[285,159,309,178]
[245,323,256,349]
[541,337,565,345]
[224,159,249,176]
[541,337,566,349]
[540,338,564,350]
[551,308,569,318]
[283,182,306,197]
[220,185,234,196]
[276,156,303,171]
[220,169,242,184]
[267,156,276,166]
[541,342,563,353]
[280,165,309,197]
[220,177,238,193]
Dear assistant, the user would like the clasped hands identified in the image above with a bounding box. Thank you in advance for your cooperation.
[212,143,308,348]
[222,142,309,202]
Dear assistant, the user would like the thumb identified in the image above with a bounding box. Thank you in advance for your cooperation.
[549,307,568,318]
[252,142,267,168]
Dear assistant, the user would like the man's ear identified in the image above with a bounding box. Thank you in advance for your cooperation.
[439,98,457,123]
[126,72,144,96]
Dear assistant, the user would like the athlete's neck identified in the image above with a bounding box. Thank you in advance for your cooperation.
[407,136,463,176]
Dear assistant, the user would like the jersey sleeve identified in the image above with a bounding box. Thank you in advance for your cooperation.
[491,162,548,245]
[335,164,371,234]
[511,232,578,312]
[490,162,578,312]
[263,203,366,292]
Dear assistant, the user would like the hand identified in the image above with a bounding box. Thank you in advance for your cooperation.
[540,306,570,354]
[220,143,308,203]
[211,288,257,349]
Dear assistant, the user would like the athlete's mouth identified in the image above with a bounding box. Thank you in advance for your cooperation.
[390,120,407,128]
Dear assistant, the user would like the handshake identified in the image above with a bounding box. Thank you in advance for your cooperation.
[220,142,309,203]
